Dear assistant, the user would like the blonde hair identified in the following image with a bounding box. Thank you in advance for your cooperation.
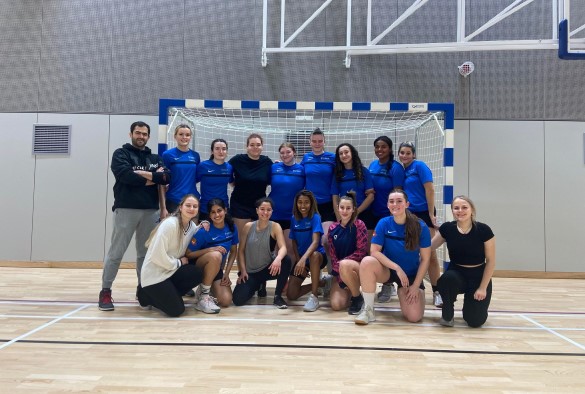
[452,195,477,223]
[174,124,192,136]
[145,194,199,249]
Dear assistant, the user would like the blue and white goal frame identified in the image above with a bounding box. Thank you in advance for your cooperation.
[158,98,455,213]
[558,0,585,60]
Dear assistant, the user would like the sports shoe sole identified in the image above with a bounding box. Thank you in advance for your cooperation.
[98,305,114,311]
[354,317,372,325]
[194,305,220,314]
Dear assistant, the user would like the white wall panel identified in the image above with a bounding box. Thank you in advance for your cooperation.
[469,121,545,271]
[454,119,470,197]
[31,114,109,261]
[0,113,37,260]
[105,116,158,264]
[544,122,585,272]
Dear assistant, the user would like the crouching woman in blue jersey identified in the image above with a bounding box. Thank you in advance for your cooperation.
[355,189,431,325]
[137,194,208,317]
[431,195,495,328]
[186,198,238,312]
[286,190,328,312]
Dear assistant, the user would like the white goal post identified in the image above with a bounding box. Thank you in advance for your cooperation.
[158,98,454,230]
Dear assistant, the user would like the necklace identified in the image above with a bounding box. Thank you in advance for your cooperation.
[457,223,472,234]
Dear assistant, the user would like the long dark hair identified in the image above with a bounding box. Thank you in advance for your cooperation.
[334,143,364,182]
[209,138,228,160]
[389,189,421,251]
[373,136,395,172]
[293,190,319,221]
[207,198,235,232]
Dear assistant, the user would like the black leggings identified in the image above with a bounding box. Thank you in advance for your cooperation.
[232,256,292,306]
[138,264,203,317]
[437,264,492,328]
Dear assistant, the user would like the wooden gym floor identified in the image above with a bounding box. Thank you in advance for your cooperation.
[0,266,584,393]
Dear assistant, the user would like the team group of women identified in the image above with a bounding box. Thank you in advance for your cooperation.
[137,125,496,328]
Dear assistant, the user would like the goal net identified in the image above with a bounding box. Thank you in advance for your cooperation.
[164,101,446,227]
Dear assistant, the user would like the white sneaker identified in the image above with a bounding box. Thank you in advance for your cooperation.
[377,283,393,303]
[194,293,220,314]
[354,305,376,325]
[433,291,443,308]
[303,294,320,312]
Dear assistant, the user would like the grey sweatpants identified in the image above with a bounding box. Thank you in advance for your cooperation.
[101,208,159,289]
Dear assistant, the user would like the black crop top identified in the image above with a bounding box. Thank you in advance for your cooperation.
[438,221,494,266]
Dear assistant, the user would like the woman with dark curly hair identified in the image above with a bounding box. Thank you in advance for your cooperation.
[330,143,375,228]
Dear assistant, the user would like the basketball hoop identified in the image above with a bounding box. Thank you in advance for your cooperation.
[458,61,475,77]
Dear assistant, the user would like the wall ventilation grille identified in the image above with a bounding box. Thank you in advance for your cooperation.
[32,124,71,155]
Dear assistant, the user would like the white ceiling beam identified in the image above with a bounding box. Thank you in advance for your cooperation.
[370,0,430,46]
[464,0,535,42]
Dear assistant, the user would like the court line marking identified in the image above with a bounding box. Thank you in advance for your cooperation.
[0,304,88,351]
[1,312,584,332]
[1,299,584,317]
[0,338,583,357]
[520,314,585,351]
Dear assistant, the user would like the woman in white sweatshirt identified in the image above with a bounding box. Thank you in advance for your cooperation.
[137,194,208,317]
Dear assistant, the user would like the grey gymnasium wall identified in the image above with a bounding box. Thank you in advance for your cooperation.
[0,1,584,272]
[1,0,584,118]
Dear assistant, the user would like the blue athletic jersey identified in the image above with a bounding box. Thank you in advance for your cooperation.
[196,160,234,214]
[369,160,406,217]
[162,148,201,203]
[289,213,325,256]
[301,152,335,203]
[403,160,433,212]
[187,223,238,268]
[371,216,431,277]
[269,162,305,220]
[330,166,374,206]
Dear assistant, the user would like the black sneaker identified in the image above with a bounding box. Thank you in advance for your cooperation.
[184,289,196,297]
[273,295,288,309]
[136,286,152,310]
[98,289,114,311]
[348,295,364,315]
[257,282,267,298]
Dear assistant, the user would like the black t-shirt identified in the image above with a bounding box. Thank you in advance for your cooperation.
[439,221,494,266]
[228,154,272,208]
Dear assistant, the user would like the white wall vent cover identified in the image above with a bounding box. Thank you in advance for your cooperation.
[32,124,71,155]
